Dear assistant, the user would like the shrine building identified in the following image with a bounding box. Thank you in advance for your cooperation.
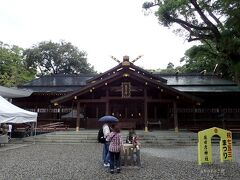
[14,56,240,132]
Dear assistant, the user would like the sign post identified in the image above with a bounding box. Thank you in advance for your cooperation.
[198,127,233,165]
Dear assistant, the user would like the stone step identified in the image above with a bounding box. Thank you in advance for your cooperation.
[23,130,236,146]
[25,139,98,144]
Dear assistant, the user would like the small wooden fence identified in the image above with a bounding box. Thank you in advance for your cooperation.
[37,122,69,132]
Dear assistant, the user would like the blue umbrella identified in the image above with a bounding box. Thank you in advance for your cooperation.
[98,115,118,123]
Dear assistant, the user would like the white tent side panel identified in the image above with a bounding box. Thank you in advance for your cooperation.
[0,96,37,123]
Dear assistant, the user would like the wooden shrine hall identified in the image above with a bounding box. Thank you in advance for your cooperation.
[51,55,202,132]
[14,56,240,132]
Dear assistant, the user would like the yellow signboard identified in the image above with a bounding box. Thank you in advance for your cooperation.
[198,127,233,165]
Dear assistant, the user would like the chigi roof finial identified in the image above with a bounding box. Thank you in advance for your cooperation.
[123,55,130,62]
[110,55,121,63]
[131,55,143,63]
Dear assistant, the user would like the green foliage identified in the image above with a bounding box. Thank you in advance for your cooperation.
[144,0,240,81]
[148,62,182,74]
[0,42,36,87]
[159,62,176,73]
[181,44,218,72]
[24,41,96,76]
[179,43,233,78]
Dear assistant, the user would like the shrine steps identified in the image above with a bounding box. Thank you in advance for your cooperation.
[21,130,238,146]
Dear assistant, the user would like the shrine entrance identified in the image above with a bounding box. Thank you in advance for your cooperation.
[110,100,144,129]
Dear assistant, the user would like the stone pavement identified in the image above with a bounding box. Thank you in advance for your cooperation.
[0,142,240,180]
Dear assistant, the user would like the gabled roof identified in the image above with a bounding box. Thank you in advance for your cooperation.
[17,56,240,94]
[17,73,240,93]
[51,63,202,104]
[86,59,167,84]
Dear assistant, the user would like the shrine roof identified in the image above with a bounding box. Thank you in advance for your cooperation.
[157,74,236,86]
[18,73,240,93]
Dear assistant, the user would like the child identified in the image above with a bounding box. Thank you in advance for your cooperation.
[126,128,136,144]
[132,136,140,150]
[106,124,123,174]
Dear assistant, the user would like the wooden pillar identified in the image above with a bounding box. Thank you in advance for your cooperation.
[220,107,225,129]
[125,106,128,119]
[154,105,157,121]
[106,101,109,115]
[144,88,148,132]
[96,106,99,119]
[105,89,109,115]
[76,101,80,131]
[59,105,62,121]
[193,105,196,128]
[173,101,178,132]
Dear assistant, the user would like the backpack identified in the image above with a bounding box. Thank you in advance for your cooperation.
[97,128,106,143]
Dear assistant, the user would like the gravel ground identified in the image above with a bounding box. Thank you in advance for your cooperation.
[141,145,240,163]
[0,143,240,180]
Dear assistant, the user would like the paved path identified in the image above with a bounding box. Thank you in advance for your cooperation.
[0,143,239,180]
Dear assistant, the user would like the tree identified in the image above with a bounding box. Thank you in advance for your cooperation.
[0,42,36,87]
[158,62,175,73]
[147,62,183,74]
[24,41,96,76]
[143,0,240,81]
[179,43,234,77]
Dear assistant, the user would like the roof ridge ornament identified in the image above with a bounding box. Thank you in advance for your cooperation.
[131,55,144,63]
[110,55,144,64]
[110,55,121,63]
[122,55,130,66]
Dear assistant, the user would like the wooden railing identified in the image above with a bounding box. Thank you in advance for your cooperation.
[37,122,69,132]
[118,122,136,129]
[147,120,162,129]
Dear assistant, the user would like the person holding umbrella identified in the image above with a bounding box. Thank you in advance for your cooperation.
[106,124,123,174]
[98,115,118,167]
[102,122,111,167]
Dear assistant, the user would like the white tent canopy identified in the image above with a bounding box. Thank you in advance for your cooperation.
[0,96,37,123]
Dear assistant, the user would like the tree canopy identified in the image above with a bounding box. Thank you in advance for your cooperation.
[24,41,96,76]
[143,0,240,81]
[0,42,36,87]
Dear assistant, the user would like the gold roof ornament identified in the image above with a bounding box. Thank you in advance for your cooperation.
[122,55,130,66]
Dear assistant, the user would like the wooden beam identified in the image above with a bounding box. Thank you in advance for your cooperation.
[78,99,107,103]
[147,99,172,103]
[55,95,172,105]
[102,96,145,100]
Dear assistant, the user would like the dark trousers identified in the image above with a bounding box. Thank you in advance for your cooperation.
[109,151,120,170]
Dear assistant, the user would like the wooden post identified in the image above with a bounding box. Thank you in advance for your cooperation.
[76,101,80,131]
[193,105,196,128]
[144,88,148,132]
[96,106,99,119]
[106,101,109,115]
[106,89,109,115]
[173,101,178,132]
[59,105,62,121]
[154,105,157,121]
[125,106,127,119]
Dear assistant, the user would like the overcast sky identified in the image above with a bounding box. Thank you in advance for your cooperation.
[0,0,195,73]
